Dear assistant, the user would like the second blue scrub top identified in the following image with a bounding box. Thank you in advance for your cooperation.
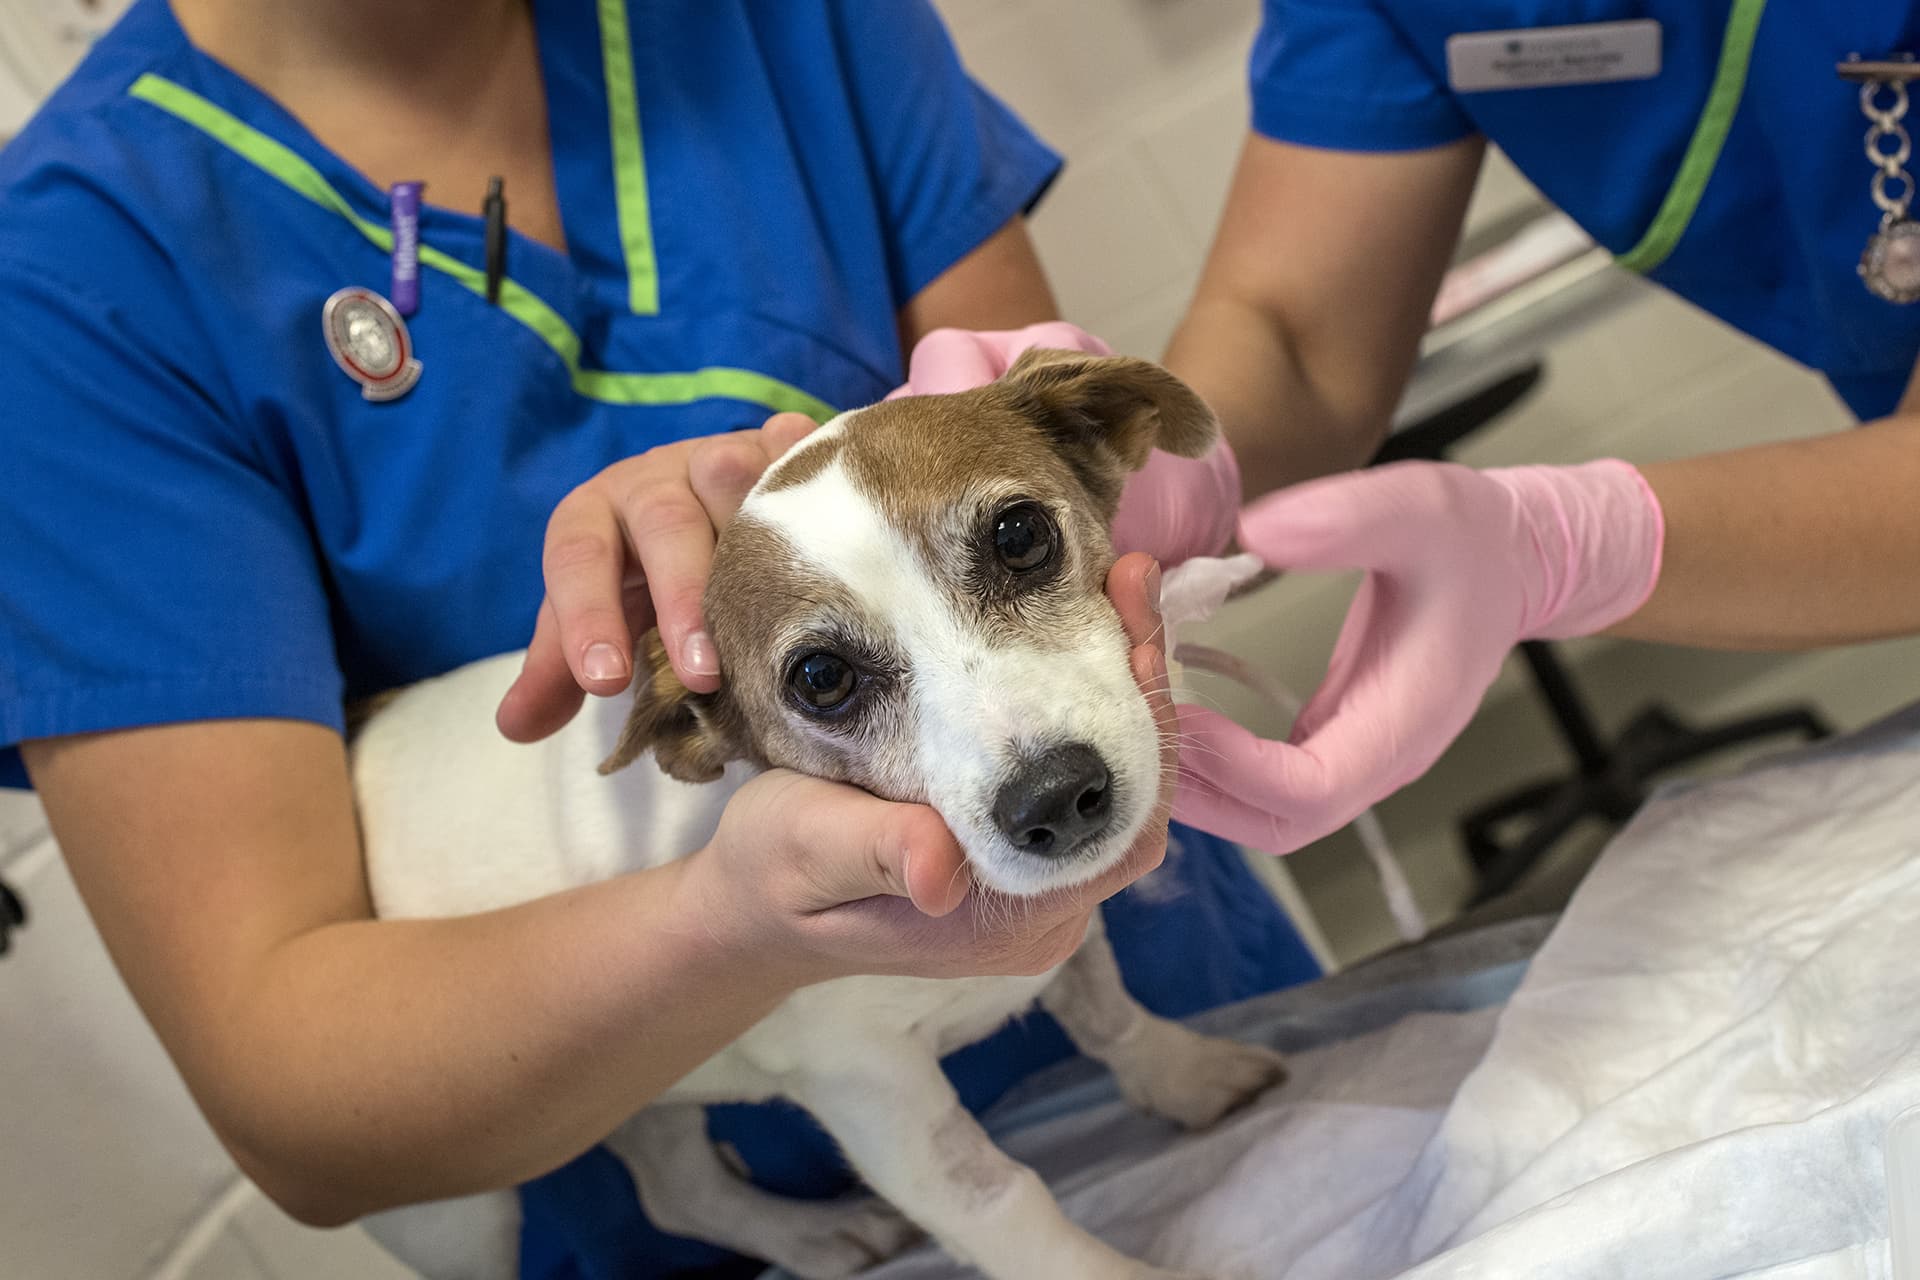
[0,3,1320,1277]
[1251,0,1920,422]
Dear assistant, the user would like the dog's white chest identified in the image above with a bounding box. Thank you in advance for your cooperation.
[351,654,747,919]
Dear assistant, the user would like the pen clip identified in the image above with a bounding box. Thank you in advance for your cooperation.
[483,176,508,307]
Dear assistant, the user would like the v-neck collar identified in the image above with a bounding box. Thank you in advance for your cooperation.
[120,0,833,419]
[150,0,658,318]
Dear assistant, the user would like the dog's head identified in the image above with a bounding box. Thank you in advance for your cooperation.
[602,349,1217,896]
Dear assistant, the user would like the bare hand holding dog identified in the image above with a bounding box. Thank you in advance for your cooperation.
[666,552,1176,986]
[496,414,821,743]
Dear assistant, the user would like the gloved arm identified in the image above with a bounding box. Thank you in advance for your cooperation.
[893,323,1242,565]
[1172,459,1664,853]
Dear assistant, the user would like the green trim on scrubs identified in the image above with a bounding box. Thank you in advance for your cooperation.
[1617,0,1768,274]
[595,0,661,315]
[126,74,833,421]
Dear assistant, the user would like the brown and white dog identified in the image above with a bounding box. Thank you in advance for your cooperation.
[351,351,1288,1280]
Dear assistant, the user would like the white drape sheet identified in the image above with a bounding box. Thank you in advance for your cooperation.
[836,707,1920,1280]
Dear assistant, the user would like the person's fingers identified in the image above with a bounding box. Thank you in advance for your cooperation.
[1285,598,1502,806]
[1169,705,1340,850]
[1107,553,1179,818]
[759,412,820,459]
[1014,321,1114,359]
[686,432,774,529]
[685,412,827,534]
[1169,772,1305,854]
[897,323,1117,400]
[1286,574,1385,743]
[659,417,821,688]
[619,477,722,693]
[1105,551,1164,651]
[901,328,1005,396]
[1236,463,1448,575]
[495,598,588,742]
[540,490,637,699]
[1172,586,1499,853]
[1111,446,1239,563]
[507,422,825,740]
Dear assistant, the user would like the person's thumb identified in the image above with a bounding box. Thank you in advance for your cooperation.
[783,778,971,917]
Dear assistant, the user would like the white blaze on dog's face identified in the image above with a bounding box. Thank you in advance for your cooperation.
[602,350,1218,897]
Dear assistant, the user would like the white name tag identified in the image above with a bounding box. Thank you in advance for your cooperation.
[1447,19,1662,93]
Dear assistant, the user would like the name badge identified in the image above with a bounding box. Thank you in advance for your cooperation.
[1448,20,1662,93]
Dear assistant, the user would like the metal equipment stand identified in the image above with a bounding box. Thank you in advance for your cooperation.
[0,877,24,956]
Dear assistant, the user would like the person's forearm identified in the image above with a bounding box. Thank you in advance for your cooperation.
[200,862,791,1226]
[1617,412,1920,648]
[1164,293,1392,500]
[897,217,1060,353]
[1162,134,1483,502]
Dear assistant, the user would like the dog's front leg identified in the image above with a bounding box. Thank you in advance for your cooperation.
[604,1104,917,1280]
[795,1045,1192,1280]
[1041,928,1288,1130]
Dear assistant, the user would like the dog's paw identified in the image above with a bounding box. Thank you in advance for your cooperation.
[765,1198,921,1280]
[1116,1026,1288,1131]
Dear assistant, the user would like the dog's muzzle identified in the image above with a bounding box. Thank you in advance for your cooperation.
[992,742,1114,858]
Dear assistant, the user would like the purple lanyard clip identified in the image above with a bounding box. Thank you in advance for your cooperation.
[389,181,424,317]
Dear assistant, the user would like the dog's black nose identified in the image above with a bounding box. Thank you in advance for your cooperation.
[993,743,1113,857]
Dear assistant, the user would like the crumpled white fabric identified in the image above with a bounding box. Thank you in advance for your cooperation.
[855,707,1920,1280]
[1157,553,1269,658]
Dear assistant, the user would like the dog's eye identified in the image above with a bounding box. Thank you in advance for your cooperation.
[993,502,1057,573]
[788,652,857,711]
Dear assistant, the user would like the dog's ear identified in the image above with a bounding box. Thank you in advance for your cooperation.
[999,348,1219,475]
[598,631,748,784]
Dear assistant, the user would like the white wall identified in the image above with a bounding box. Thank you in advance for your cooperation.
[933,0,1551,356]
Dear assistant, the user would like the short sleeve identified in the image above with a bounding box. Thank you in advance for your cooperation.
[1250,0,1474,153]
[0,255,343,787]
[826,0,1063,306]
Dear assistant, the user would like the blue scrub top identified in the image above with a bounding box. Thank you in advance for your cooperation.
[1251,0,1920,421]
[0,4,1320,1276]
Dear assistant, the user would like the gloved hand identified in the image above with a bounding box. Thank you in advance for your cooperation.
[889,322,1112,398]
[892,323,1241,565]
[1171,459,1665,853]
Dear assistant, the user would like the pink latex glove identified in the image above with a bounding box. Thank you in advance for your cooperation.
[891,324,1241,565]
[1172,459,1665,854]
[889,322,1113,398]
